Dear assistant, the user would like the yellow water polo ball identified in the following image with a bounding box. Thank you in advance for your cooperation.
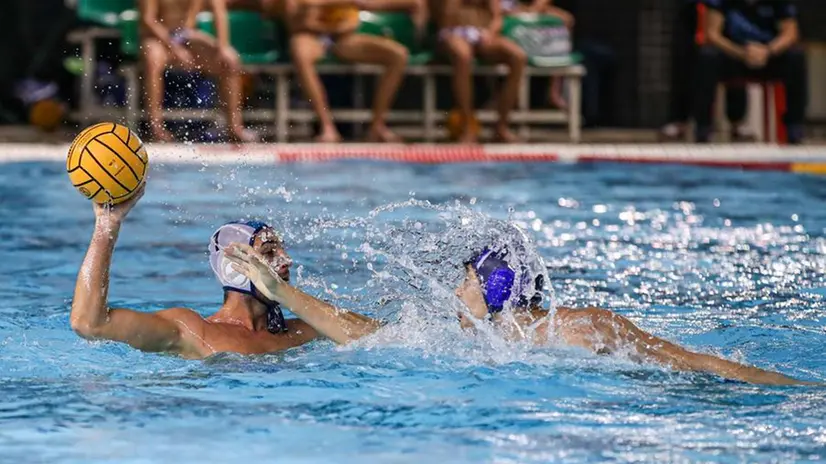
[66,122,148,205]
[446,109,480,141]
[29,98,66,132]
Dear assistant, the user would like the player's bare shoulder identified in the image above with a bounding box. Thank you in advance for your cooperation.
[155,307,212,358]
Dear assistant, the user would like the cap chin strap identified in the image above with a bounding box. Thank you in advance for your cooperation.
[222,286,287,334]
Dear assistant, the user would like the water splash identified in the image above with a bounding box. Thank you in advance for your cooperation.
[276,198,559,362]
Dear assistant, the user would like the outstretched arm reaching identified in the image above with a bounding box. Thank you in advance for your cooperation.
[225,243,382,344]
[70,185,196,355]
[555,307,817,386]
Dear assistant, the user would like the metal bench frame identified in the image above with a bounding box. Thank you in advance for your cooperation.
[67,28,121,125]
[116,61,584,142]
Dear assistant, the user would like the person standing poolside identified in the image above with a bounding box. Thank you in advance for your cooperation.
[139,0,258,143]
[70,185,379,358]
[225,241,816,385]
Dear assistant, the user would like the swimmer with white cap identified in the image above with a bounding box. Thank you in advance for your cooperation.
[227,237,818,386]
[70,184,373,359]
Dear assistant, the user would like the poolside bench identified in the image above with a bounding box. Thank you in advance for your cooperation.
[67,0,137,125]
[111,9,585,142]
[249,62,585,143]
[120,61,585,142]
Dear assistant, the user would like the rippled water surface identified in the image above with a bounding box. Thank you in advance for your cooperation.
[2,160,826,463]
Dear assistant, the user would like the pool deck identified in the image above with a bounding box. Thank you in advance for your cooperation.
[2,126,826,173]
[4,141,826,174]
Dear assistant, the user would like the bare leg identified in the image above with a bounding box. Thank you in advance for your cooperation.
[334,34,408,143]
[478,36,526,143]
[542,6,574,110]
[441,34,476,144]
[185,31,257,142]
[290,33,340,143]
[549,77,567,110]
[141,38,175,142]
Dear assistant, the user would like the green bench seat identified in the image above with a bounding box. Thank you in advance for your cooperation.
[118,10,281,64]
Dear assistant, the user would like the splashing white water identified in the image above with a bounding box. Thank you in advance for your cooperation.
[287,199,559,361]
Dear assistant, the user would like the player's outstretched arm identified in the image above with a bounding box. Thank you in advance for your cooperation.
[70,184,189,354]
[225,243,382,345]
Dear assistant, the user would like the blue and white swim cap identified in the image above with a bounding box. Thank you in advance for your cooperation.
[466,246,546,313]
[208,220,287,333]
[209,220,270,294]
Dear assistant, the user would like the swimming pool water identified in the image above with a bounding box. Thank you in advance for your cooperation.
[2,160,826,463]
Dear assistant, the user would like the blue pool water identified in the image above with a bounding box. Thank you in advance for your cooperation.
[2,159,826,463]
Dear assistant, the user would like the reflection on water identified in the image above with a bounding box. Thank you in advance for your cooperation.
[1,161,825,463]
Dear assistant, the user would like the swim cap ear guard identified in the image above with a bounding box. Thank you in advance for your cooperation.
[209,220,287,333]
[466,247,546,314]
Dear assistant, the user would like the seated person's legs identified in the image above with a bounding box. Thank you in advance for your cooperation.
[440,32,477,143]
[289,33,340,142]
[184,31,258,142]
[725,85,755,142]
[477,35,527,143]
[693,45,737,143]
[540,4,574,109]
[765,46,807,144]
[333,33,408,142]
[141,38,174,142]
[500,1,572,111]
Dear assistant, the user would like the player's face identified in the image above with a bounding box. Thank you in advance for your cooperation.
[253,228,292,282]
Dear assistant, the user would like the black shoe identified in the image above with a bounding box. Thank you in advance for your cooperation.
[787,125,804,145]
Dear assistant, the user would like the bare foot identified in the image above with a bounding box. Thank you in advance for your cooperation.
[549,93,568,110]
[366,125,403,143]
[314,127,342,143]
[493,125,519,143]
[229,127,260,143]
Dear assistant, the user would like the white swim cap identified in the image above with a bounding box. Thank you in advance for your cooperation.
[208,221,270,295]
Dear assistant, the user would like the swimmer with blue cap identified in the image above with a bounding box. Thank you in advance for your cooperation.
[453,245,816,386]
[227,236,816,386]
[70,185,371,359]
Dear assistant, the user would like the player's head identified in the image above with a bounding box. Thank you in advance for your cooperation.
[456,246,545,317]
[208,221,292,332]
